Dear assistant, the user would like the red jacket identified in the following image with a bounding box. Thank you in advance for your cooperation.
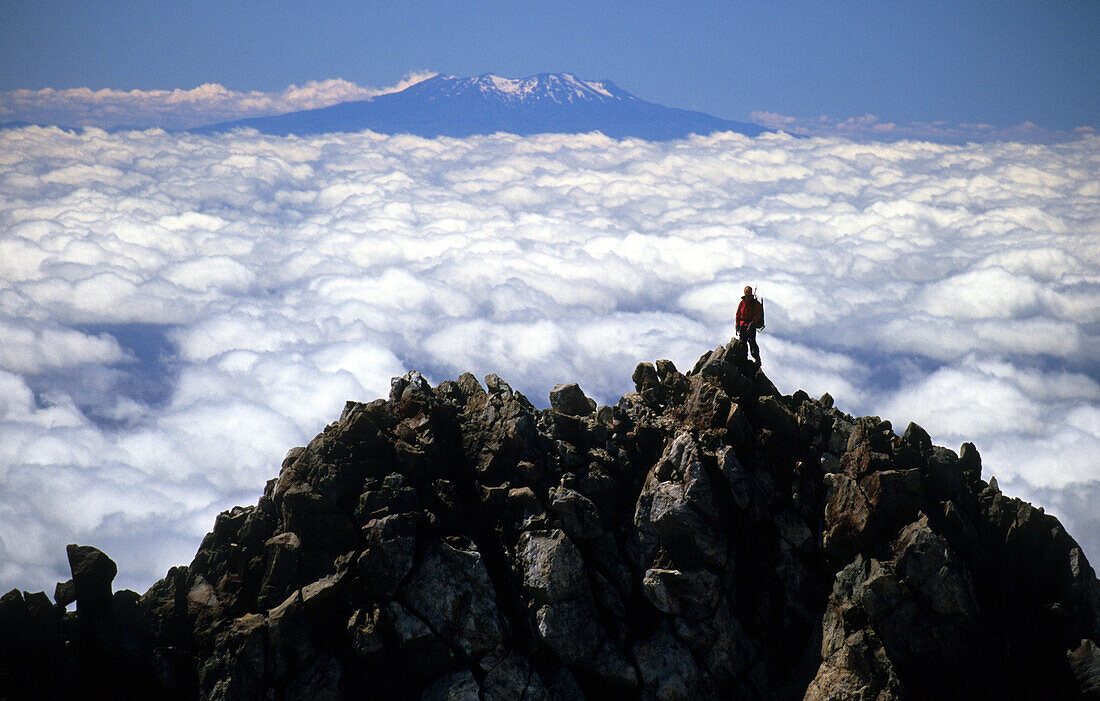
[736,295,763,328]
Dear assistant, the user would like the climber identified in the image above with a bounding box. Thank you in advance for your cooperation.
[736,286,765,365]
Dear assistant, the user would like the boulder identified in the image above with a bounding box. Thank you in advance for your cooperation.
[399,543,503,660]
[641,568,720,620]
[386,601,454,683]
[900,421,932,457]
[634,433,725,569]
[893,518,980,635]
[66,544,117,612]
[860,468,924,536]
[536,596,602,664]
[822,472,873,559]
[632,629,705,700]
[358,512,418,600]
[54,578,76,607]
[258,531,301,610]
[549,383,596,417]
[547,485,604,541]
[805,628,905,701]
[516,529,588,605]
[481,651,550,701]
[632,362,663,404]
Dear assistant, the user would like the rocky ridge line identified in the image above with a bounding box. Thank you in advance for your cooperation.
[2,339,1099,699]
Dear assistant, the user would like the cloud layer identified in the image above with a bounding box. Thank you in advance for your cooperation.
[0,126,1097,595]
[751,110,1097,144]
[0,73,436,130]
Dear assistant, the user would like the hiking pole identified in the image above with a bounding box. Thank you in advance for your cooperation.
[757,287,765,332]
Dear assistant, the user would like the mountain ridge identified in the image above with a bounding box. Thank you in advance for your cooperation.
[2,338,1098,699]
[191,72,768,140]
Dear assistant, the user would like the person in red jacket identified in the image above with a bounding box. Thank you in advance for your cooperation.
[736,286,765,365]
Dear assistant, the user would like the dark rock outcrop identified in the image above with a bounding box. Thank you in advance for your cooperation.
[2,338,1098,699]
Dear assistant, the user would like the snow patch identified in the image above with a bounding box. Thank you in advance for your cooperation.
[487,75,526,96]
[584,80,615,99]
[470,73,619,104]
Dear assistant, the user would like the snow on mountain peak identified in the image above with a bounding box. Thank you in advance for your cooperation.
[463,73,622,103]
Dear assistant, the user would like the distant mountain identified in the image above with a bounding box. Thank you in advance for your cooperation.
[193,73,768,140]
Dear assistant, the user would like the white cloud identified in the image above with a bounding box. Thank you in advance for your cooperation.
[0,72,438,130]
[0,125,1097,596]
[750,110,1092,144]
[0,317,126,374]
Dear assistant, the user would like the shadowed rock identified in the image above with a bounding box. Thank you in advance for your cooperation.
[549,382,596,417]
[2,338,1098,699]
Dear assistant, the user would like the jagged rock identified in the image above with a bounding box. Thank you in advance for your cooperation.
[200,613,266,699]
[958,441,982,482]
[391,369,432,403]
[257,531,300,609]
[3,343,1099,700]
[186,575,219,615]
[633,629,705,699]
[632,362,663,404]
[399,543,503,660]
[822,472,872,559]
[358,512,418,599]
[805,627,905,700]
[1069,639,1100,696]
[265,590,314,682]
[422,668,480,700]
[724,401,750,446]
[517,529,587,605]
[506,485,548,531]
[386,600,454,682]
[642,567,720,620]
[775,508,813,551]
[860,469,923,536]
[808,556,907,699]
[348,606,385,658]
[757,395,798,442]
[66,544,117,612]
[285,655,341,700]
[277,482,358,580]
[634,432,725,569]
[481,651,550,700]
[547,485,604,541]
[549,383,596,417]
[54,578,76,607]
[301,570,344,613]
[536,596,602,664]
[901,421,932,457]
[357,472,419,522]
[894,517,979,624]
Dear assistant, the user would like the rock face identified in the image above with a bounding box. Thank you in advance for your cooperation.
[2,338,1099,699]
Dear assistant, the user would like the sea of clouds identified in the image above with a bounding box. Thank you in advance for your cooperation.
[0,73,437,130]
[0,125,1097,595]
[749,111,1097,144]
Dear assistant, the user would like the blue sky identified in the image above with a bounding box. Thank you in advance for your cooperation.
[1,0,1097,129]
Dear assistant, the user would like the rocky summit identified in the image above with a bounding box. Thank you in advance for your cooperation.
[2,339,1099,700]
